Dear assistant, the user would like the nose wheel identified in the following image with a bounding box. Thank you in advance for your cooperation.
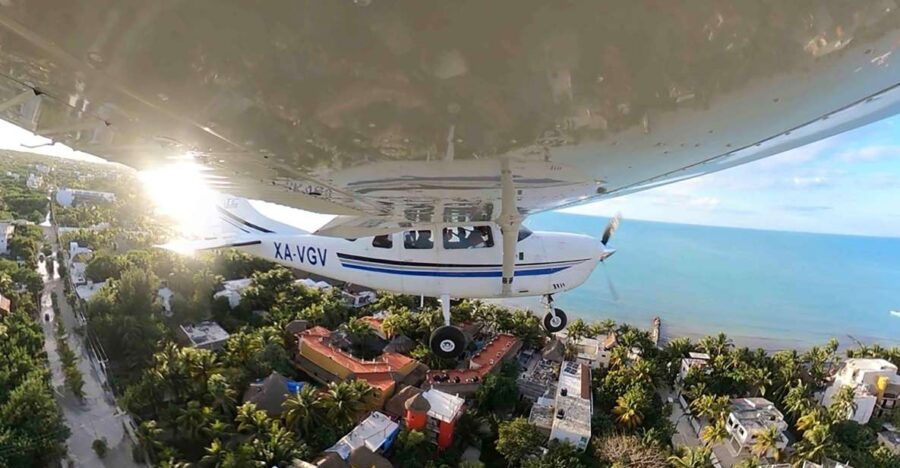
[430,325,466,359]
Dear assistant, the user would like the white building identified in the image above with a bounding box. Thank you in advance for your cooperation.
[177,321,230,351]
[725,398,789,457]
[677,352,711,391]
[878,423,900,456]
[558,330,616,368]
[55,188,116,208]
[549,361,593,451]
[822,358,900,424]
[326,411,400,461]
[158,287,174,317]
[75,280,107,302]
[0,222,14,254]
[213,278,253,308]
[26,173,42,189]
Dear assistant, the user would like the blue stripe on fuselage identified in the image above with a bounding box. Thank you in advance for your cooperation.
[340,263,570,277]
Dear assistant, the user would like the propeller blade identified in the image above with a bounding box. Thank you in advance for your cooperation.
[601,212,621,246]
[602,262,620,302]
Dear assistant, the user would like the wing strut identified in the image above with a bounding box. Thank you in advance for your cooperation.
[499,158,521,296]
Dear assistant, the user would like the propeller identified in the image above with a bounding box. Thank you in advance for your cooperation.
[602,262,620,302]
[599,213,621,301]
[601,212,621,246]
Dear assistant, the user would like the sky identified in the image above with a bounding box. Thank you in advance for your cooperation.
[564,114,900,238]
[2,113,898,238]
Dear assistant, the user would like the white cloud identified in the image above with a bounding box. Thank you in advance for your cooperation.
[792,176,829,187]
[837,145,900,162]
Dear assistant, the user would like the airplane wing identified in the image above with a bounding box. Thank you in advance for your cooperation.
[1,1,898,232]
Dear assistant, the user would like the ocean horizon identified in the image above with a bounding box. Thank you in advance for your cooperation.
[500,212,900,352]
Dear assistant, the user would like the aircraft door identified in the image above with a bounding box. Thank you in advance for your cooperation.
[400,228,440,295]
[515,226,549,295]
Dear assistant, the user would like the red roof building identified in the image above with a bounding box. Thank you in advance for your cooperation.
[294,326,425,407]
[425,333,522,396]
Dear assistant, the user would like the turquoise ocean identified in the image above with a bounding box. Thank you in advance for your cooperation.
[519,212,900,351]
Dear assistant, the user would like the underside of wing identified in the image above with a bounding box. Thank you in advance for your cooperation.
[0,1,898,229]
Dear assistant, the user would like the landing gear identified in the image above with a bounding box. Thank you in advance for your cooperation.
[430,325,466,359]
[543,308,568,333]
[429,294,466,359]
[542,295,568,333]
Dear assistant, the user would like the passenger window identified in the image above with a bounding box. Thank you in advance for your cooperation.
[403,230,433,249]
[443,226,494,249]
[372,235,393,248]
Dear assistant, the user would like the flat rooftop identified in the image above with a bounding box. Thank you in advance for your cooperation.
[553,361,591,437]
[729,398,784,433]
[327,411,399,460]
[180,321,230,346]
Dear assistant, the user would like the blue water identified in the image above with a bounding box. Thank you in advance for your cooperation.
[524,212,900,350]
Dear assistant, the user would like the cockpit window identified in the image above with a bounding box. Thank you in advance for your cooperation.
[372,235,393,248]
[517,226,533,242]
[404,230,433,249]
[443,226,495,249]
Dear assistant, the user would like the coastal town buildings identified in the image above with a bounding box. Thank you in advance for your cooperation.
[517,345,560,400]
[26,173,42,189]
[213,278,253,308]
[557,330,617,368]
[725,398,789,457]
[55,188,116,208]
[0,221,13,254]
[177,321,230,351]
[385,386,465,450]
[293,326,426,407]
[822,358,900,423]
[675,352,711,397]
[878,423,900,455]
[424,333,521,396]
[529,361,593,451]
[326,411,399,463]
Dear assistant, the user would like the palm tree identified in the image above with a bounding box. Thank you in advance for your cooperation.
[342,317,375,348]
[589,319,616,338]
[612,388,646,429]
[175,400,210,442]
[793,424,833,465]
[207,373,236,417]
[200,439,229,467]
[752,425,782,461]
[325,381,366,429]
[282,385,325,434]
[782,380,811,418]
[733,457,762,468]
[698,333,733,357]
[566,318,588,343]
[796,408,829,434]
[136,420,164,462]
[667,446,712,468]
[691,394,729,421]
[202,419,234,443]
[700,417,728,447]
[235,402,270,438]
[828,385,857,421]
[665,337,694,359]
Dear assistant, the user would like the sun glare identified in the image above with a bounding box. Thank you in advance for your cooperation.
[138,160,219,237]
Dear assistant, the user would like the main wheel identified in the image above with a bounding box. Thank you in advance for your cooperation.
[543,308,568,333]
[430,325,467,359]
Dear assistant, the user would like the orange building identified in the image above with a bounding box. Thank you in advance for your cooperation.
[294,326,426,407]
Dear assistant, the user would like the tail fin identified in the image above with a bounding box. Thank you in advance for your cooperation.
[215,196,306,236]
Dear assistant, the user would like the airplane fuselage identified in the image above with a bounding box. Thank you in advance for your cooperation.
[237,226,604,299]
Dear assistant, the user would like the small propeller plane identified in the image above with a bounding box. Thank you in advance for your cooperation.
[168,196,620,358]
[0,2,897,357]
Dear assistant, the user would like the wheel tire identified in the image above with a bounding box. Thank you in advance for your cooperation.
[543,308,568,333]
[430,325,467,359]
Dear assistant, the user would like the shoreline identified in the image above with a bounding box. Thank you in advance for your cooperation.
[486,297,897,354]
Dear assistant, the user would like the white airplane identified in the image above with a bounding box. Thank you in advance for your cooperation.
[170,195,620,358]
[0,2,898,356]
